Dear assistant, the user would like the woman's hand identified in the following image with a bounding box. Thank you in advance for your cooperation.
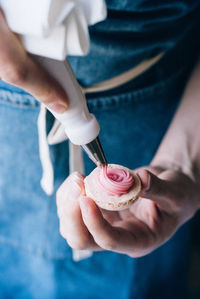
[56,40,200,258]
[0,9,68,113]
[56,165,200,257]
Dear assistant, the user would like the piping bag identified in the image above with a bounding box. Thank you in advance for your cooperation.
[1,0,108,167]
[35,55,107,167]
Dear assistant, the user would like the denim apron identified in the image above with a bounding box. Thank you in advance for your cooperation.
[0,5,200,299]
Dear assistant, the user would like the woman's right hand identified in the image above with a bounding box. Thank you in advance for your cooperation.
[0,9,68,113]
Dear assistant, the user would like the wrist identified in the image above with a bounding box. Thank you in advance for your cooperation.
[151,153,195,182]
[151,127,198,183]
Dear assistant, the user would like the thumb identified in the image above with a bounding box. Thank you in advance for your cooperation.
[137,169,178,207]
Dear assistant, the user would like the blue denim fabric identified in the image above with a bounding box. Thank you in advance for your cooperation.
[67,0,200,86]
[0,40,198,298]
[0,0,200,92]
[1,1,200,296]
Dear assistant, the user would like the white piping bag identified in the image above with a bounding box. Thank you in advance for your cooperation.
[35,55,107,165]
[1,0,107,165]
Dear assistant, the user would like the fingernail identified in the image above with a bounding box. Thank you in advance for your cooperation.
[137,169,151,192]
[70,172,84,186]
[47,101,68,113]
[71,172,84,181]
[145,172,151,192]
[68,172,84,196]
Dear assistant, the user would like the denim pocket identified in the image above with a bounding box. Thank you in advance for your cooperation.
[86,64,191,112]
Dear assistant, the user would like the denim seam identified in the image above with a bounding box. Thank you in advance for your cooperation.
[0,89,39,108]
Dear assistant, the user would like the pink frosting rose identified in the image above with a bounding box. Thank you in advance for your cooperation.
[97,166,134,196]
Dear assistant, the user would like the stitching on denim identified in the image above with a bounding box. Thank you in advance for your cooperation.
[0,89,39,108]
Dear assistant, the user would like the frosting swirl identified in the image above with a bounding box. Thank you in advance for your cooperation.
[98,166,134,196]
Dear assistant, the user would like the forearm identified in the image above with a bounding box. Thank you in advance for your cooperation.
[152,58,200,181]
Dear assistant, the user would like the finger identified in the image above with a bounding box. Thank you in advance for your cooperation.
[137,169,181,208]
[79,196,137,255]
[133,165,165,176]
[0,10,68,113]
[56,172,84,217]
[56,173,100,251]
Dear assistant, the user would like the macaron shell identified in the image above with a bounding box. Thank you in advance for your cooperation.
[84,164,141,211]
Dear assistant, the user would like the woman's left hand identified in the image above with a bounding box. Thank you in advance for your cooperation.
[56,165,200,257]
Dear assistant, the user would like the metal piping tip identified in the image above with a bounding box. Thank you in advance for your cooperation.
[81,136,107,167]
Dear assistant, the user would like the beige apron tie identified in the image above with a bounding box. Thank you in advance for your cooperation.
[37,104,54,196]
[83,52,165,94]
[37,105,92,261]
[69,142,93,260]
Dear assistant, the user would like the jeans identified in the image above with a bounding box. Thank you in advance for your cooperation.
[0,42,198,299]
